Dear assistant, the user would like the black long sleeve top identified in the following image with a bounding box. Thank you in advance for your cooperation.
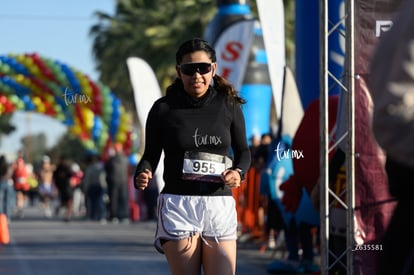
[134,87,251,196]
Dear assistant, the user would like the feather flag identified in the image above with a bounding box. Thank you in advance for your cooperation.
[126,57,164,192]
[256,0,285,120]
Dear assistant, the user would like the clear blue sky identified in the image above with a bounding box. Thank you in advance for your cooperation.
[0,0,115,159]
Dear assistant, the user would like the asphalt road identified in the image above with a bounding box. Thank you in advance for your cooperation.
[0,206,277,275]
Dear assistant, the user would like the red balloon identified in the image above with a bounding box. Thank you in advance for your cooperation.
[4,100,14,113]
[0,95,7,104]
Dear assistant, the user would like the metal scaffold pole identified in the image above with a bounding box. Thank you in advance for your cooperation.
[319,0,355,274]
[319,0,329,274]
[344,0,355,273]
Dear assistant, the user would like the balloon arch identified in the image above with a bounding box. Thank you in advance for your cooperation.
[0,52,135,156]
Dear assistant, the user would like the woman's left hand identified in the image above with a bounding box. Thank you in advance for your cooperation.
[221,169,241,188]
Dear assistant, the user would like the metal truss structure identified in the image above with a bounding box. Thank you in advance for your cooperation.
[319,0,355,274]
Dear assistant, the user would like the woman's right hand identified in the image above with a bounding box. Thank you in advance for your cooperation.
[134,169,152,190]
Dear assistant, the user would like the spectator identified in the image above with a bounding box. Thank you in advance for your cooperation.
[257,133,284,250]
[70,162,84,217]
[0,155,14,222]
[82,154,107,223]
[26,163,39,207]
[105,143,130,223]
[254,133,273,170]
[248,134,261,167]
[53,155,75,222]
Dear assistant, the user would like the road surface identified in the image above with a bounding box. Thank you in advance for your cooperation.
[0,206,279,275]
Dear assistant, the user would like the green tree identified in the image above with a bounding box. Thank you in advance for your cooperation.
[0,113,16,134]
[47,132,89,166]
[0,114,17,155]
[20,133,48,163]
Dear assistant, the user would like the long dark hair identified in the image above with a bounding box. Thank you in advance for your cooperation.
[167,38,246,104]
[0,155,9,178]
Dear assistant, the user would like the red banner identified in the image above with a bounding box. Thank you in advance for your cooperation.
[352,1,406,273]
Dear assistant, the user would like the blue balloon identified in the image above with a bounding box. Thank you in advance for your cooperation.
[60,63,81,92]
[22,95,35,111]
[2,56,30,75]
[92,116,102,141]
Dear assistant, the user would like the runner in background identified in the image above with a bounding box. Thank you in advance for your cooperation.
[37,155,57,218]
[53,155,75,222]
[12,151,29,218]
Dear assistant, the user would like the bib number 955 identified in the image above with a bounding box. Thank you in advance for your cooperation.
[193,161,216,174]
[183,159,225,177]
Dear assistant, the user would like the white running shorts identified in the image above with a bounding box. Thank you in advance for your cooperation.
[154,193,238,254]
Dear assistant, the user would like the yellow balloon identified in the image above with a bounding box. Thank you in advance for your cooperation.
[45,94,54,103]
[21,78,31,90]
[70,124,82,135]
[118,123,128,133]
[82,87,92,98]
[82,108,94,129]
[32,96,41,106]
[14,74,24,83]
[28,64,39,75]
[78,74,89,87]
[36,101,45,113]
[116,132,126,143]
[16,55,24,63]
[24,57,33,66]
[120,114,129,124]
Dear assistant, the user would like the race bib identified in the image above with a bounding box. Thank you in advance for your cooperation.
[182,151,233,183]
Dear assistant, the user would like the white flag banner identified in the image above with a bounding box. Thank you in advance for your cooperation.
[126,57,162,132]
[281,66,304,138]
[256,0,286,119]
[213,20,255,91]
[126,57,164,192]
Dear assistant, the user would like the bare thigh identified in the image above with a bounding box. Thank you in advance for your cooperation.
[202,239,237,275]
[162,234,202,275]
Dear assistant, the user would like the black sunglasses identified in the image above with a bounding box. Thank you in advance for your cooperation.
[178,62,214,76]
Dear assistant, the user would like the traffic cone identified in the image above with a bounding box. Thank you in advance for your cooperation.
[0,213,10,245]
